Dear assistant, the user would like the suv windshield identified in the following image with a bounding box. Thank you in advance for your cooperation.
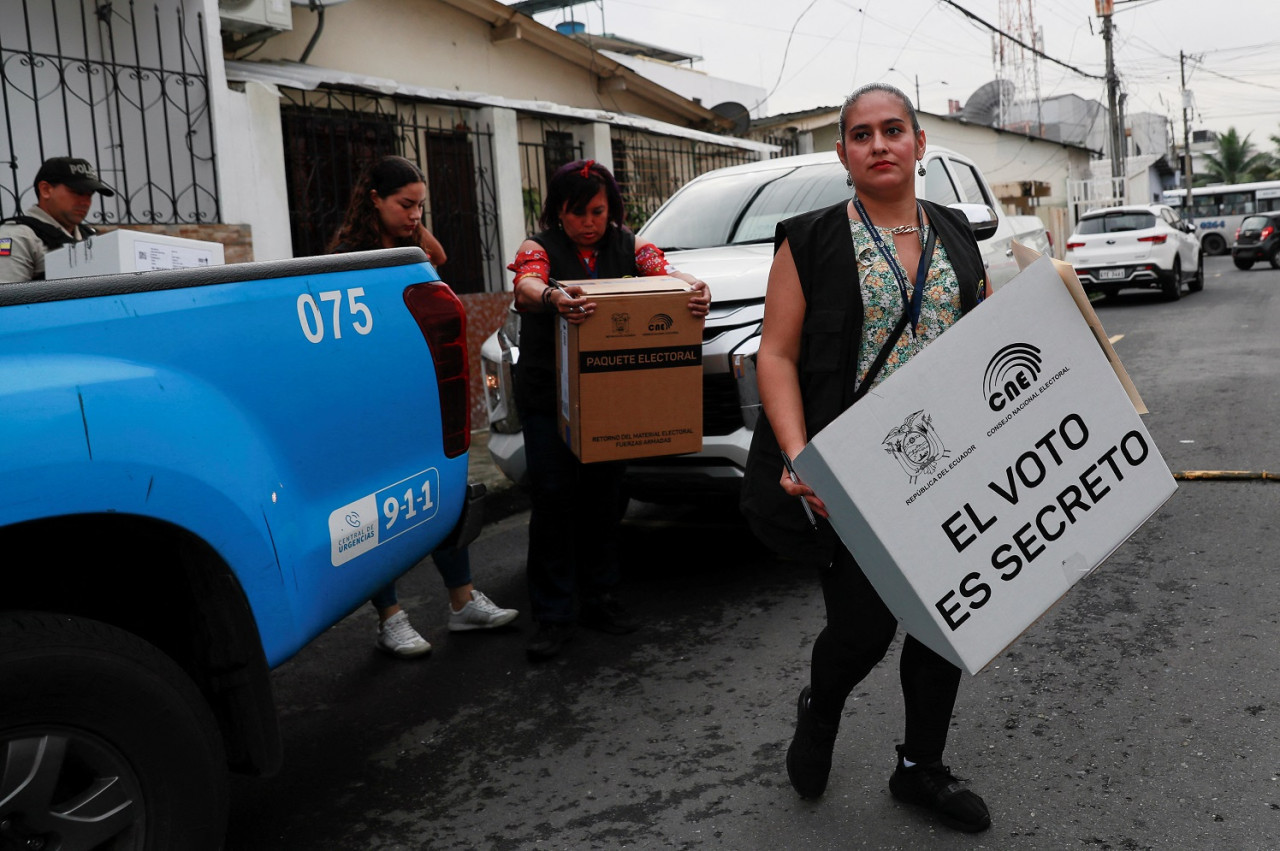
[1078,212,1156,234]
[638,162,849,250]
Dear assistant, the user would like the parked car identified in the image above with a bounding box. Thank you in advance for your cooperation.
[482,149,1051,504]
[1231,213,1280,270]
[1065,204,1203,300]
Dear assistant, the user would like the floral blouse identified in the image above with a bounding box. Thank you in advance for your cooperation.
[850,219,963,391]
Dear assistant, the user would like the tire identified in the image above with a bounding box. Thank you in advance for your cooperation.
[0,613,227,851]
[1188,252,1204,292]
[1233,256,1254,271]
[1202,233,1227,255]
[1103,285,1119,300]
[1162,258,1182,300]
[1269,247,1280,270]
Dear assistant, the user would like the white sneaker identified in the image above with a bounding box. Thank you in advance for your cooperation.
[377,610,432,658]
[448,590,519,632]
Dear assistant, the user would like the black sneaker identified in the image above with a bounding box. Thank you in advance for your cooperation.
[526,622,575,661]
[578,594,639,635]
[888,746,991,833]
[786,686,839,799]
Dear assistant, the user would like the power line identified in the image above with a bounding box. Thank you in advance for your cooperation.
[934,0,1104,81]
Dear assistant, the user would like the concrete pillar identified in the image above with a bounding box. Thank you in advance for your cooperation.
[202,1,292,260]
[574,122,614,172]
[478,106,524,291]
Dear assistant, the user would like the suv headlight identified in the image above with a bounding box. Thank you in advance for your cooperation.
[484,310,522,434]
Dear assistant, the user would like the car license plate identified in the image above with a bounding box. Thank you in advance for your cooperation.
[1099,268,1125,280]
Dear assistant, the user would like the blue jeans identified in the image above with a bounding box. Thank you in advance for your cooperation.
[521,412,625,624]
[370,545,473,610]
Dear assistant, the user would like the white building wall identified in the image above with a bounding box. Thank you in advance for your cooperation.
[201,2,293,260]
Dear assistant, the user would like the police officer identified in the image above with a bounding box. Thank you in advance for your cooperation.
[0,156,116,283]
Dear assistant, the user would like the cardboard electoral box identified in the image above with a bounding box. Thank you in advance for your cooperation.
[793,252,1177,675]
[44,228,224,280]
[556,276,703,463]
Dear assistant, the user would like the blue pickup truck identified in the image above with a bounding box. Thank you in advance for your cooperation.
[0,247,481,849]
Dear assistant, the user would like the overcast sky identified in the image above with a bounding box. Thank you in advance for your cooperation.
[519,0,1280,150]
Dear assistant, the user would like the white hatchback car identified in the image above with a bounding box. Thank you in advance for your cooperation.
[1065,204,1203,300]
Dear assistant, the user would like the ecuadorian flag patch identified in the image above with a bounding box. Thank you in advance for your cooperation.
[0,237,11,257]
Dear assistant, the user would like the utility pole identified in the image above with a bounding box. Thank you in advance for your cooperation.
[1098,0,1124,181]
[1180,50,1195,219]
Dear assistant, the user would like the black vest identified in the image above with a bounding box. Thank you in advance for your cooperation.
[515,224,637,416]
[740,199,986,567]
[3,215,94,251]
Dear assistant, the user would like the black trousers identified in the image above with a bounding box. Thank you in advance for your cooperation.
[521,412,626,624]
[808,546,963,765]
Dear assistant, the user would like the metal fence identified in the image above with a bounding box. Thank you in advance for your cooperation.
[515,120,767,233]
[0,0,218,225]
[277,86,500,294]
[517,122,583,234]
[610,129,761,227]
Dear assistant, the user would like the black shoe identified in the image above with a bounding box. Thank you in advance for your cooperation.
[888,746,991,833]
[526,622,575,661]
[579,594,639,635]
[786,686,839,799]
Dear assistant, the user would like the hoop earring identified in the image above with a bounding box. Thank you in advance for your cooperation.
[846,173,853,187]
[917,161,926,177]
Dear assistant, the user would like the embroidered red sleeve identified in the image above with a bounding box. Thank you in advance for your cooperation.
[507,249,550,283]
[635,244,671,276]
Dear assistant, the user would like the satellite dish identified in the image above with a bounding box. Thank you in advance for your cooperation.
[959,80,1015,126]
[711,102,751,136]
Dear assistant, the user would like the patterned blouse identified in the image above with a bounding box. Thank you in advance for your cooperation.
[850,219,963,391]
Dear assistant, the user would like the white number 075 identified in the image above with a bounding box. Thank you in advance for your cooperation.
[297,288,374,343]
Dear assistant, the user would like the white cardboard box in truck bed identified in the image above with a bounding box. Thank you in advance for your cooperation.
[45,228,224,279]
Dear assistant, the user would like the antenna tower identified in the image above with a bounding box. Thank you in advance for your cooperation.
[994,0,1043,133]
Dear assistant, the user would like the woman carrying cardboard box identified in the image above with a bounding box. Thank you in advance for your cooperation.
[507,160,709,661]
[746,84,994,833]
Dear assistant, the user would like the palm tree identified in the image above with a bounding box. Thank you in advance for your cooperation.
[1199,128,1271,184]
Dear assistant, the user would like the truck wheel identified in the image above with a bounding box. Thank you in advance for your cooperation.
[1233,256,1254,270]
[1162,259,1182,301]
[0,613,227,851]
[1201,233,1227,255]
[1188,253,1204,292]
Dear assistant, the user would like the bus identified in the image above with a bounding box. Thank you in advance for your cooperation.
[1161,180,1280,255]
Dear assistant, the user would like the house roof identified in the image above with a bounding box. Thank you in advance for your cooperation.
[225,60,780,154]
[751,104,1098,155]
[438,0,727,131]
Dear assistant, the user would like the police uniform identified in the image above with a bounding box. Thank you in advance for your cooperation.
[0,157,114,284]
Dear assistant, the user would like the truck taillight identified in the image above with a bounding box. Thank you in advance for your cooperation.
[1137,234,1167,244]
[404,282,470,458]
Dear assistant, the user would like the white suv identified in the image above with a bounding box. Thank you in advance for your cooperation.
[481,149,1050,502]
[1065,204,1203,301]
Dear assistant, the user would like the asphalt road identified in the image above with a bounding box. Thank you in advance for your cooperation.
[225,256,1279,850]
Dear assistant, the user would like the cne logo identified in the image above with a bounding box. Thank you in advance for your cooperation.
[647,312,674,331]
[983,342,1043,412]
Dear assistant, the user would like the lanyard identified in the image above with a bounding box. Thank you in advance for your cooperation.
[853,195,932,337]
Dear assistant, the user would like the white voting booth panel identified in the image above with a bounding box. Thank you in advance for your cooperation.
[793,253,1177,675]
